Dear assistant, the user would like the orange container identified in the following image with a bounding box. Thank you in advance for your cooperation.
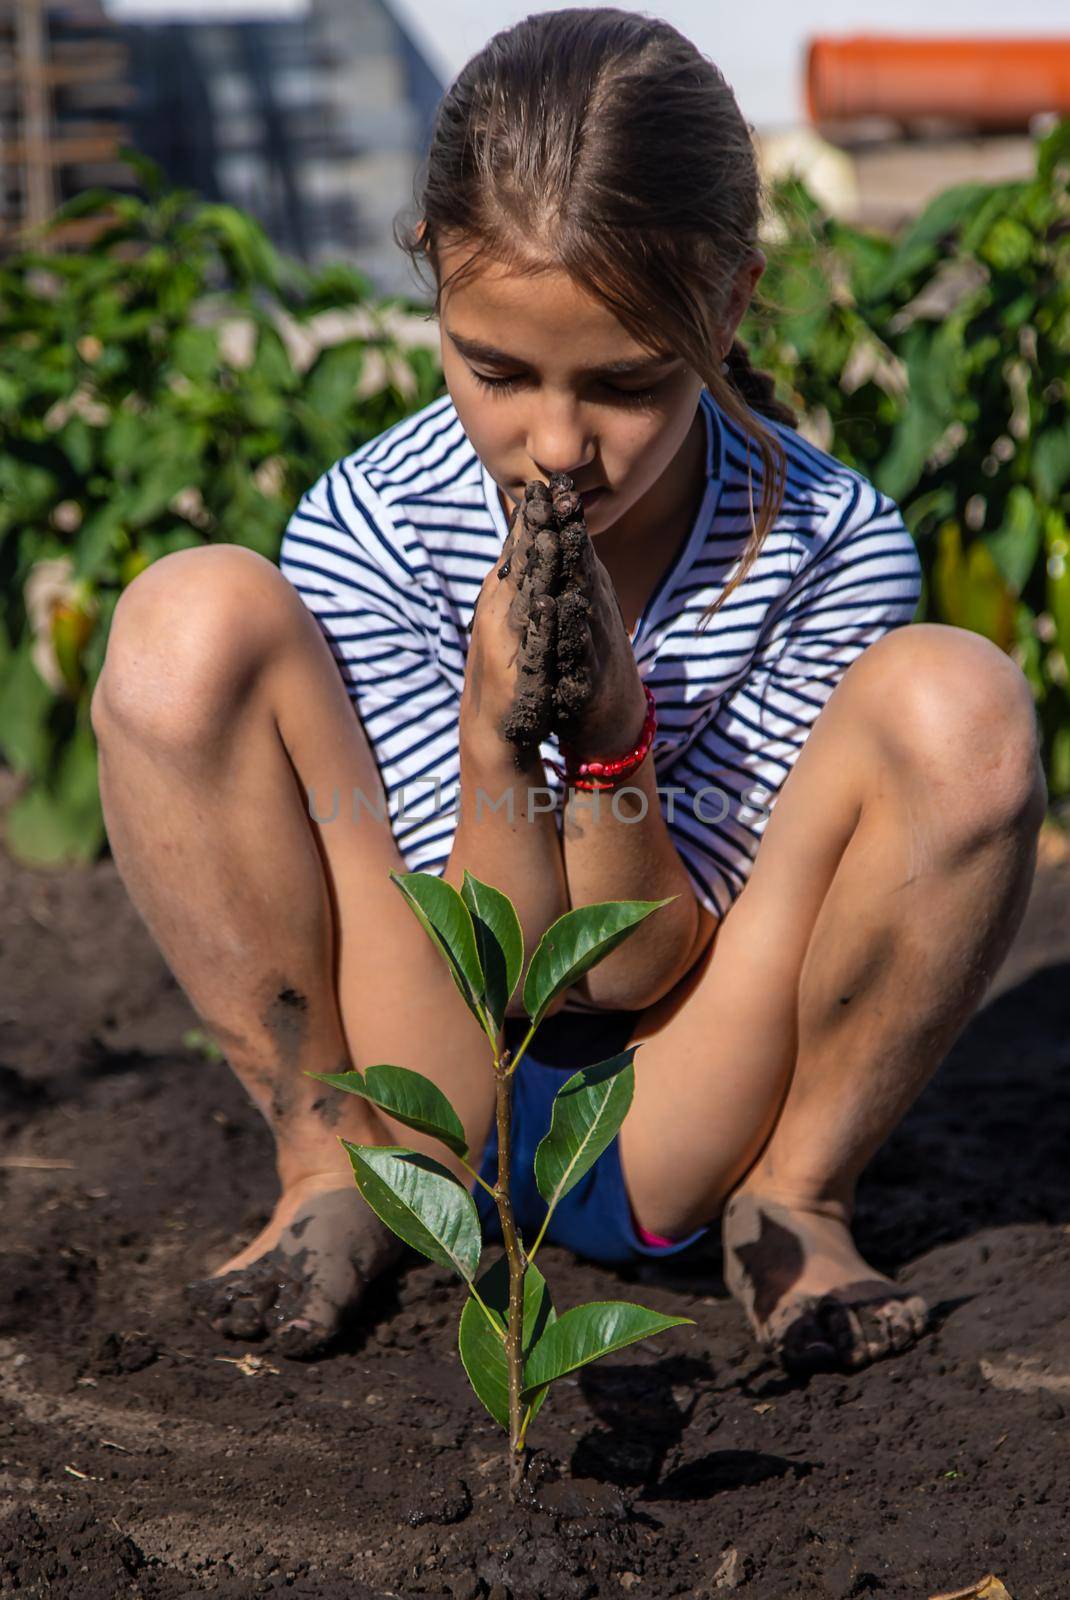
[807,37,1070,128]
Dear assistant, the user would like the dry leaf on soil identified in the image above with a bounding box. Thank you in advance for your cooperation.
[928,1577,1013,1600]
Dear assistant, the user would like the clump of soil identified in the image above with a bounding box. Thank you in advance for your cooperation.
[1,812,1070,1597]
[500,474,597,761]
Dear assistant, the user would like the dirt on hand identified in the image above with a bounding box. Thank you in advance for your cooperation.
[499,474,596,761]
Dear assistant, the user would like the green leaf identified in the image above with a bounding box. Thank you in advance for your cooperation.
[458,1257,556,1430]
[304,339,367,419]
[933,519,1017,650]
[882,316,966,501]
[522,899,674,1028]
[534,1051,636,1209]
[522,1302,693,1396]
[310,1064,468,1158]
[172,325,219,383]
[979,216,1035,274]
[1045,510,1070,667]
[343,1143,482,1282]
[1036,118,1070,186]
[1033,421,1070,504]
[867,183,991,299]
[73,504,125,581]
[460,870,523,1031]
[3,720,104,867]
[984,486,1041,595]
[251,323,296,390]
[389,870,486,1027]
[0,640,54,779]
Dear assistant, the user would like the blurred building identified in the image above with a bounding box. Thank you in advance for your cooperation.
[0,0,132,241]
[1,0,442,292]
[3,0,1068,287]
[116,0,442,289]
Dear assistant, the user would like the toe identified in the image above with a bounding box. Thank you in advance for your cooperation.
[775,1303,839,1373]
[274,1315,337,1361]
[882,1298,919,1354]
[185,1269,275,1341]
[819,1290,929,1370]
[905,1293,931,1342]
[819,1297,873,1368]
[220,1293,273,1342]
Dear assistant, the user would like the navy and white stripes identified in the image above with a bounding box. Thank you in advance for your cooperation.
[279,388,921,936]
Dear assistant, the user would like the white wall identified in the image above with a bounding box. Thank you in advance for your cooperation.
[104,0,308,18]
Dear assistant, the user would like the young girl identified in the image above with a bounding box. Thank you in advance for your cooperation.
[92,9,1045,1374]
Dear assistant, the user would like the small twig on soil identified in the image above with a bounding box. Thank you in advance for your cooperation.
[214,1353,279,1377]
[100,1439,131,1452]
[63,1465,90,1480]
[0,1156,75,1170]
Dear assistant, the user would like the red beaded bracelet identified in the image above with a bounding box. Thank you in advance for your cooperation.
[547,683,657,792]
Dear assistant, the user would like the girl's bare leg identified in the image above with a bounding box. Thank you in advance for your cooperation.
[618,623,1046,1371]
[91,545,495,1358]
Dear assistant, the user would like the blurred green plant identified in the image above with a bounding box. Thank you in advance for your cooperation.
[743,117,1070,796]
[3,123,1069,867]
[0,154,443,865]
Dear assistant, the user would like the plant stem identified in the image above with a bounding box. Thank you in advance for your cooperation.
[505,1018,538,1077]
[525,1206,552,1268]
[458,1154,498,1199]
[516,1401,535,1452]
[464,1279,506,1341]
[492,1045,527,1497]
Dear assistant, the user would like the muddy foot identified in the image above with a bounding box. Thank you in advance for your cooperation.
[722,1189,930,1373]
[185,1175,403,1360]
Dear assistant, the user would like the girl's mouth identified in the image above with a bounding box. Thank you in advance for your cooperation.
[579,486,608,514]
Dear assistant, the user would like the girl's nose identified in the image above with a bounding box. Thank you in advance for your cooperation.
[531,453,595,481]
[528,399,596,482]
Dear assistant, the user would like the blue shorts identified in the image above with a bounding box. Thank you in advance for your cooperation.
[474,1009,708,1266]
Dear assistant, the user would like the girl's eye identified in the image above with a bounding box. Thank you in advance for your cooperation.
[469,369,663,405]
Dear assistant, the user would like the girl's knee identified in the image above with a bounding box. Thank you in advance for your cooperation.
[853,624,1045,833]
[92,545,299,748]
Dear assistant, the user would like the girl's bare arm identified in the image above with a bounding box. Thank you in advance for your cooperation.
[441,724,570,1019]
[558,686,712,1012]
[440,499,570,1018]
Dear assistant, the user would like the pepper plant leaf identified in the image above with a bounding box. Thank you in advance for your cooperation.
[534,1051,636,1211]
[344,1143,481,1283]
[458,1257,556,1430]
[390,870,486,1028]
[460,870,523,1032]
[522,1302,693,1396]
[522,899,674,1028]
[310,1064,468,1158]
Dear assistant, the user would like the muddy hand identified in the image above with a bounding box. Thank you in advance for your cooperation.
[546,473,646,756]
[464,481,564,767]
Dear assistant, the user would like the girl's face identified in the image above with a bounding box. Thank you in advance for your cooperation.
[435,239,715,539]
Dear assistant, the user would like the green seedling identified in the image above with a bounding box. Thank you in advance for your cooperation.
[309,868,693,1497]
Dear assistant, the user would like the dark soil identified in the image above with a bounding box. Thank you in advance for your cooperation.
[2,798,1069,1600]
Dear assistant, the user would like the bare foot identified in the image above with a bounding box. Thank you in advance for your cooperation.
[721,1188,930,1373]
[185,1172,403,1360]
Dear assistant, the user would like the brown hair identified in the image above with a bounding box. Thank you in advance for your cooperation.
[396,7,797,629]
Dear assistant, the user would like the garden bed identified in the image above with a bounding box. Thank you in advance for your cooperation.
[1,820,1068,1599]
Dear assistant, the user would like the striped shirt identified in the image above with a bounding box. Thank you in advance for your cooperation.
[279,387,921,970]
